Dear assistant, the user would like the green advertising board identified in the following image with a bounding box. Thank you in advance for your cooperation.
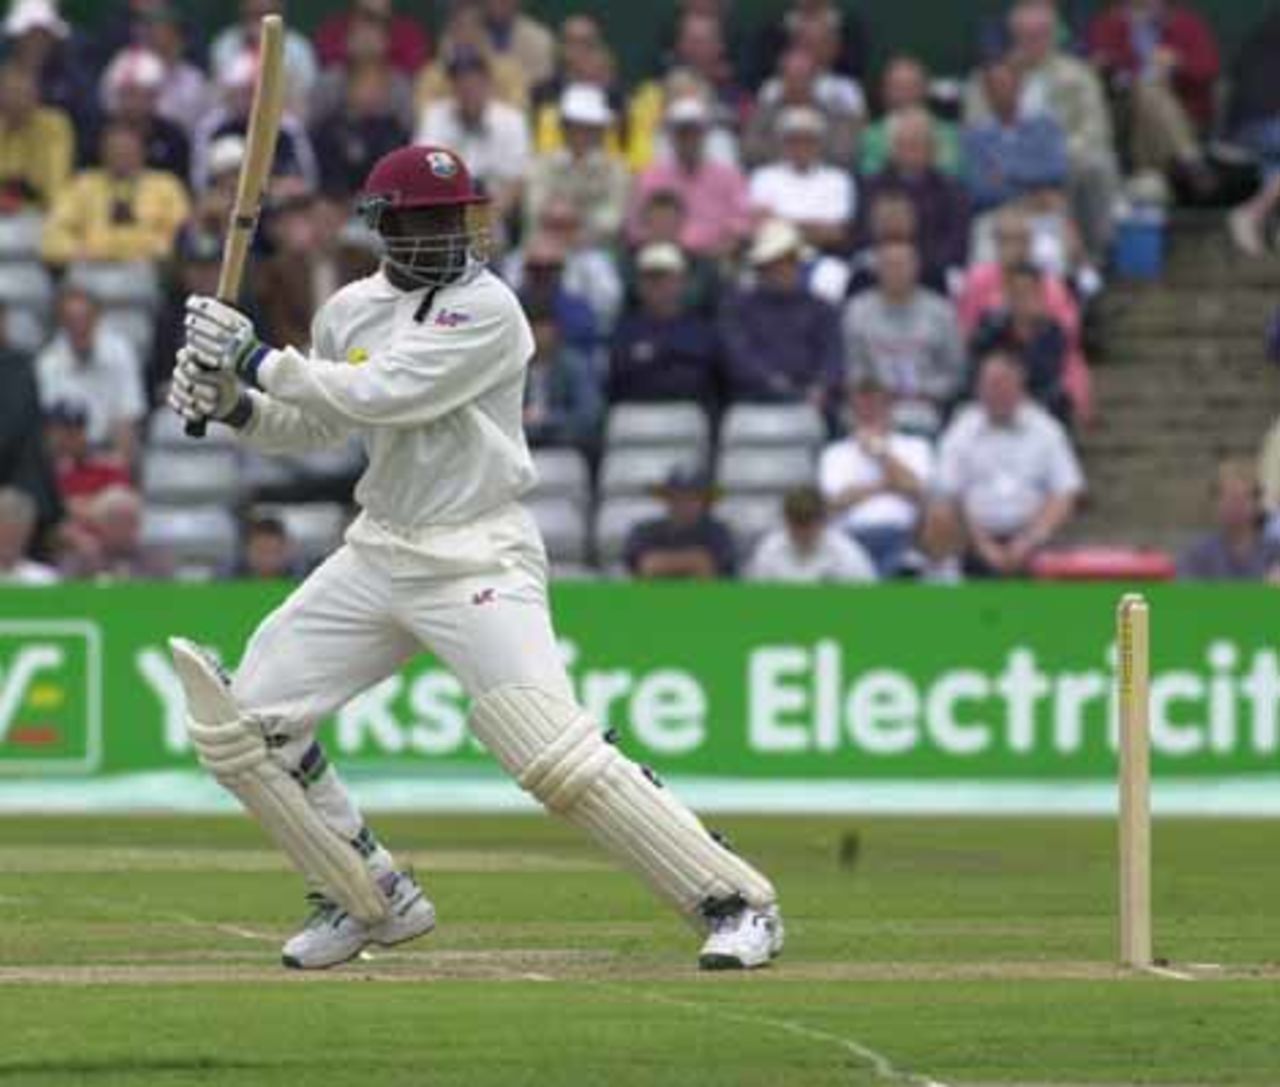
[0,584,1277,804]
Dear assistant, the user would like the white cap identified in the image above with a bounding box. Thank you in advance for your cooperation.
[665,95,710,127]
[747,218,803,266]
[636,242,687,275]
[208,134,246,177]
[103,48,166,99]
[559,82,613,127]
[777,105,827,137]
[5,0,68,38]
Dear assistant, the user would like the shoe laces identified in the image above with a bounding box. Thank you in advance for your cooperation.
[301,891,345,929]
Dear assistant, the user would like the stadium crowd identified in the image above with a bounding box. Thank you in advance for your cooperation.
[0,0,1277,587]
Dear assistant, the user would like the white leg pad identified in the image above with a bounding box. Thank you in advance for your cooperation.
[470,684,776,922]
[169,638,388,925]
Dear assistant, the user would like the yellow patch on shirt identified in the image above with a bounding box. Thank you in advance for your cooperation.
[346,347,369,366]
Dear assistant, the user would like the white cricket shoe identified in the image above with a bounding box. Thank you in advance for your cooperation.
[698,901,784,971]
[281,871,435,970]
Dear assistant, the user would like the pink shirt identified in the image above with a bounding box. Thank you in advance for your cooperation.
[629,159,753,257]
[957,262,1094,423]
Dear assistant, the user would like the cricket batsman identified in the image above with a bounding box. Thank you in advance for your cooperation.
[167,145,783,971]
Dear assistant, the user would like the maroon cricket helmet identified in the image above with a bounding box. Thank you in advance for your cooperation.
[359,145,489,213]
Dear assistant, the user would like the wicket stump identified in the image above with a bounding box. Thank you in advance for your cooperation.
[1117,593,1152,969]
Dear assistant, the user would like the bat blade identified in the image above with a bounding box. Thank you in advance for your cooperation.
[187,13,286,439]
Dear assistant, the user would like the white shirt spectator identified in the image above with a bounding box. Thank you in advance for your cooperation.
[935,402,1084,536]
[749,161,855,225]
[819,430,935,533]
[416,100,532,190]
[0,559,58,585]
[758,72,866,120]
[747,526,877,583]
[36,330,145,447]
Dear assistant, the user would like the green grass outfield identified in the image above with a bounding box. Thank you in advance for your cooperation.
[0,814,1276,1086]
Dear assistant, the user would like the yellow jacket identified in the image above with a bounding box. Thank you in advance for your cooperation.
[0,105,74,209]
[42,169,191,265]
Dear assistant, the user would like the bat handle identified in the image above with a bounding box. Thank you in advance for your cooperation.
[185,417,209,439]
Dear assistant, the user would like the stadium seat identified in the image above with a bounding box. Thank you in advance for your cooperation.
[141,506,238,568]
[716,446,814,493]
[530,448,589,504]
[604,402,710,451]
[0,212,43,260]
[716,494,783,550]
[526,496,588,563]
[143,448,241,505]
[259,502,349,565]
[0,260,54,351]
[719,404,825,449]
[594,495,665,566]
[66,260,160,308]
[599,447,703,497]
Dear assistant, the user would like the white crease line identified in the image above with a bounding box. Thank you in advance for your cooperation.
[1143,964,1195,981]
[605,984,951,1087]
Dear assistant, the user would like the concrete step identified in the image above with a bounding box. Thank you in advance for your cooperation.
[1097,337,1269,368]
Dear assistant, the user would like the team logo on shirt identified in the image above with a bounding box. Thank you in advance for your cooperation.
[433,309,471,328]
[425,150,458,179]
[346,347,369,366]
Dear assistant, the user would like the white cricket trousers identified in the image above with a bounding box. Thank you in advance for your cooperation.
[229,503,573,869]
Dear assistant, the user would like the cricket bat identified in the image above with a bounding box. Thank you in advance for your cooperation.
[187,13,286,438]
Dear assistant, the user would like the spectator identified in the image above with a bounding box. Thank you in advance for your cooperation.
[313,0,429,77]
[210,0,318,118]
[233,514,303,579]
[956,206,1092,421]
[843,240,965,434]
[506,196,622,336]
[718,219,842,407]
[844,191,949,296]
[857,107,971,284]
[61,484,171,581]
[629,95,751,259]
[523,304,601,449]
[0,486,57,584]
[819,377,933,577]
[0,305,59,532]
[962,59,1069,212]
[36,286,144,463]
[530,14,626,157]
[745,45,861,167]
[969,262,1071,425]
[526,83,629,246]
[416,51,530,230]
[513,232,597,355]
[312,63,410,199]
[966,0,1118,259]
[308,5,415,129]
[1179,461,1280,581]
[749,105,855,252]
[624,188,720,314]
[45,400,130,519]
[192,51,318,193]
[416,1,527,115]
[626,68,742,172]
[1256,397,1280,513]
[0,61,73,212]
[134,4,213,137]
[748,485,876,583]
[624,466,736,579]
[41,121,190,266]
[661,10,749,127]
[3,0,95,134]
[1225,8,1280,256]
[482,0,556,91]
[859,55,961,177]
[751,0,869,85]
[97,48,190,179]
[608,242,720,408]
[935,351,1084,578]
[1087,0,1219,186]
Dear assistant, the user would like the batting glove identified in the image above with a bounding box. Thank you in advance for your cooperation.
[168,347,251,426]
[183,295,273,384]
